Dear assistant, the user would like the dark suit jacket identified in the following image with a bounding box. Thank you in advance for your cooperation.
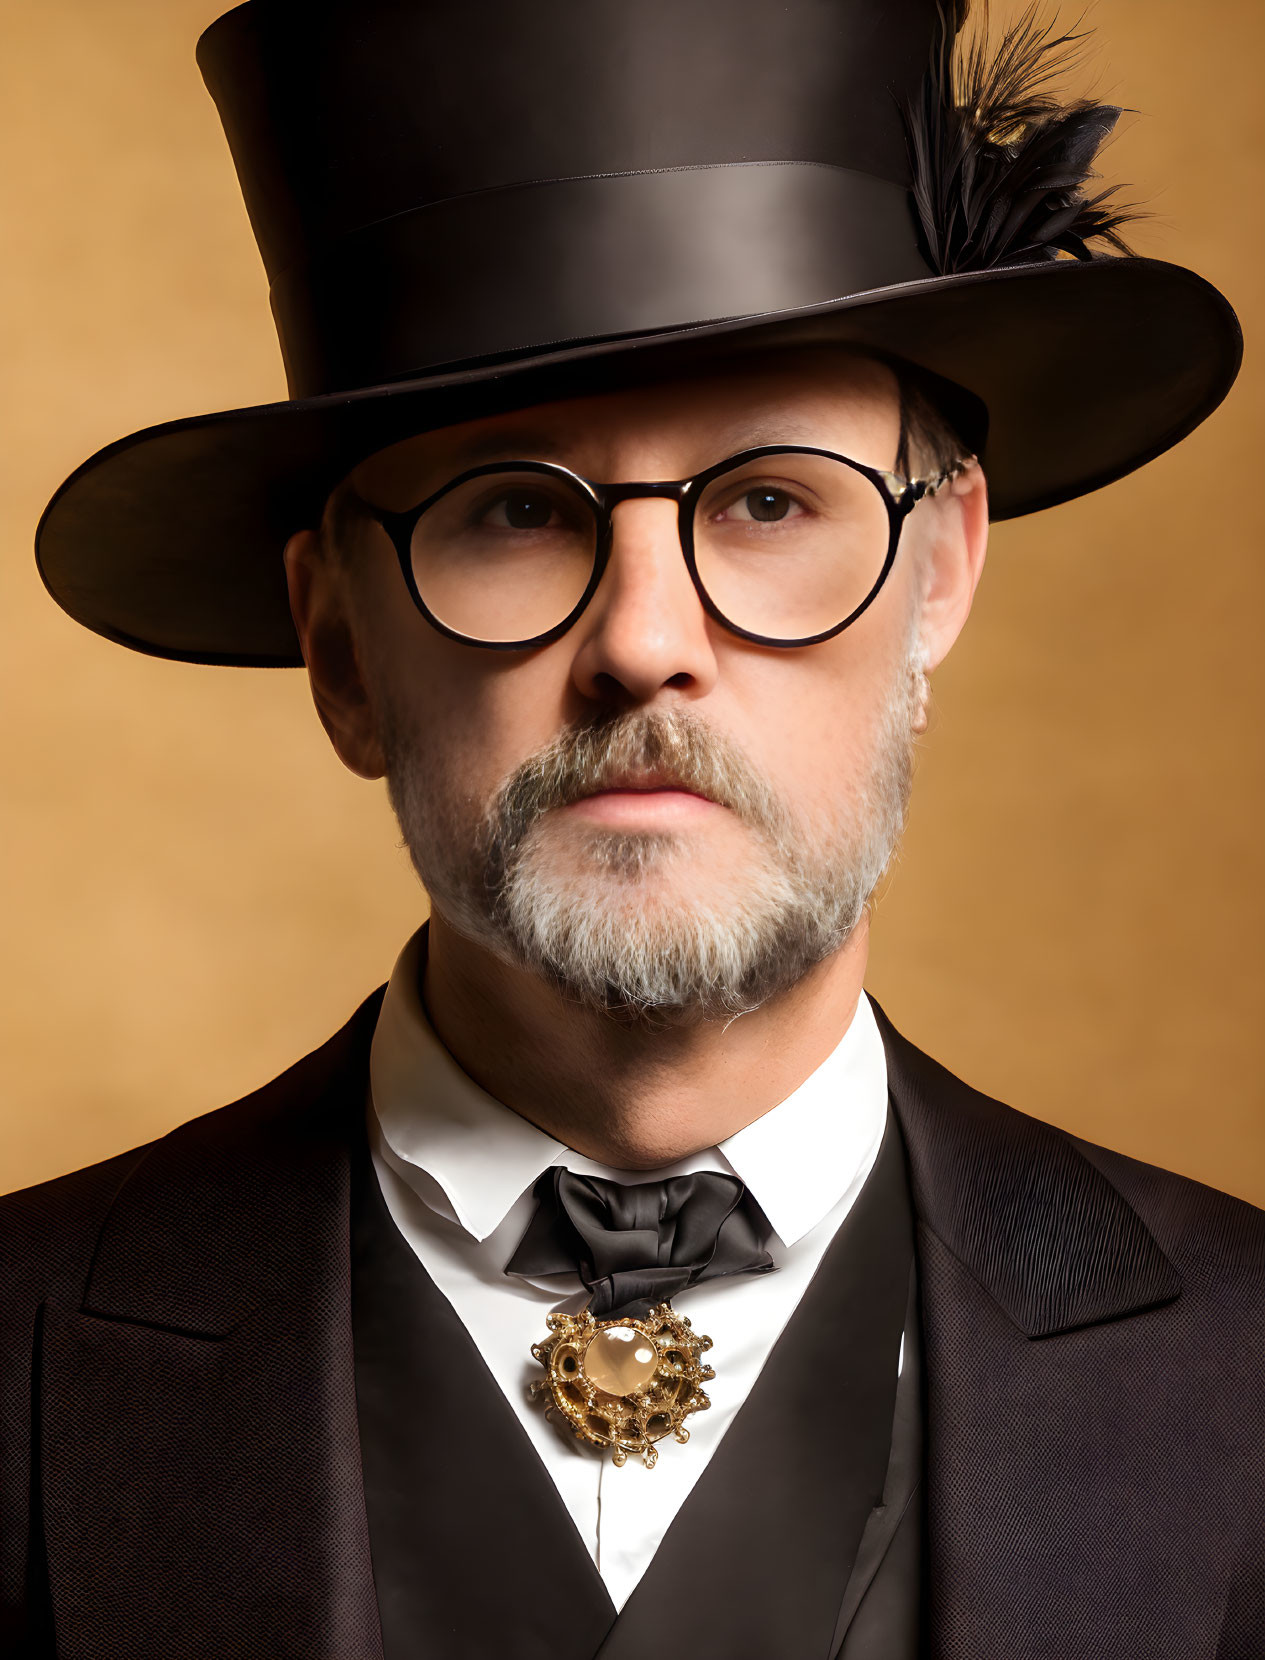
[2,992,1262,1658]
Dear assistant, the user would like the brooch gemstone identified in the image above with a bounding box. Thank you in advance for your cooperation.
[530,1302,715,1467]
[583,1326,659,1396]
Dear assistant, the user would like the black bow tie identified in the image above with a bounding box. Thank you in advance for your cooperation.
[505,1167,776,1320]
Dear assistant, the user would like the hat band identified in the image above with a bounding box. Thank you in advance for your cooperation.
[269,161,929,400]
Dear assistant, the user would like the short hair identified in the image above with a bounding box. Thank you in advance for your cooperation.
[895,363,974,480]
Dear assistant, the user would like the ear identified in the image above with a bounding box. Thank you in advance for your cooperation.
[283,529,386,780]
[911,461,989,674]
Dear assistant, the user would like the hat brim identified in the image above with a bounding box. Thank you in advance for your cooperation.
[36,255,1241,666]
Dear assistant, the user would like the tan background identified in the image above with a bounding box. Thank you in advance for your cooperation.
[1,0,1261,1201]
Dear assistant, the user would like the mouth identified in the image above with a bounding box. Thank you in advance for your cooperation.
[561,773,721,827]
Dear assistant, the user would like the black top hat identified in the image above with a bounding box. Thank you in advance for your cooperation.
[35,0,1241,666]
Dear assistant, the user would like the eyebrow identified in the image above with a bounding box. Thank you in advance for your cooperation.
[444,430,584,467]
[444,419,841,472]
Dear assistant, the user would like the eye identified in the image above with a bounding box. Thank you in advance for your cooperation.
[482,489,562,530]
[715,485,807,525]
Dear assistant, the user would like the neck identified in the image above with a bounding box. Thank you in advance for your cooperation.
[420,910,871,1169]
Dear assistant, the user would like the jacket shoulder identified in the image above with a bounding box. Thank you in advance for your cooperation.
[0,1145,156,1641]
[871,992,1265,1320]
[0,987,385,1315]
[1070,1132,1265,1278]
[0,990,383,1641]
[0,1146,153,1324]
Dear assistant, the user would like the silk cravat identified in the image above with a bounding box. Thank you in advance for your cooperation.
[505,1167,776,1319]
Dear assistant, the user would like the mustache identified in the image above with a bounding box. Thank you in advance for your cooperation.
[482,707,791,851]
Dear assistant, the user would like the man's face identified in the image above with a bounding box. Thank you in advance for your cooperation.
[288,348,986,1021]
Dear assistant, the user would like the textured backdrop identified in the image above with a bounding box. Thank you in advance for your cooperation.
[1,0,1262,1201]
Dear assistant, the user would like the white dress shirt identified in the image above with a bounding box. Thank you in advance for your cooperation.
[367,929,890,1614]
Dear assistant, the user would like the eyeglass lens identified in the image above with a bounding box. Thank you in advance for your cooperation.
[692,453,891,642]
[408,453,892,645]
[411,470,595,642]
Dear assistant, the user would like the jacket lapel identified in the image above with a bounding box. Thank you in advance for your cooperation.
[873,997,1180,1340]
[350,1123,616,1660]
[831,1259,925,1659]
[37,995,387,1660]
[871,997,1189,1657]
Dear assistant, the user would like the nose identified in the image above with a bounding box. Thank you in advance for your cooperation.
[568,496,720,707]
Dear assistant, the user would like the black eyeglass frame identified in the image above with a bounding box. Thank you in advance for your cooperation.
[361,445,970,652]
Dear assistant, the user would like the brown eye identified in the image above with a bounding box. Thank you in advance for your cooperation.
[744,488,791,522]
[490,491,556,529]
[715,483,809,527]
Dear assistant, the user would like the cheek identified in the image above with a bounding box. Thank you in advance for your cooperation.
[721,615,910,819]
[347,546,587,812]
[369,625,582,803]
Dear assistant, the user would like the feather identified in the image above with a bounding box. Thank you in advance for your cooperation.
[901,2,1142,274]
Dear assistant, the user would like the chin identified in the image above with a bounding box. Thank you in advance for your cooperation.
[534,822,768,909]
[487,820,848,1025]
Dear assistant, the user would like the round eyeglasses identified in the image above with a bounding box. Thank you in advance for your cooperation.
[360,445,969,651]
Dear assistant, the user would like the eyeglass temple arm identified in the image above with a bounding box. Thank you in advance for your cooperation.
[881,455,977,511]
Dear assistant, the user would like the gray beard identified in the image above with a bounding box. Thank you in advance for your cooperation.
[382,642,923,1026]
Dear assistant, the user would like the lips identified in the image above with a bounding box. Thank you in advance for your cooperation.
[558,773,722,827]
[579,776,713,804]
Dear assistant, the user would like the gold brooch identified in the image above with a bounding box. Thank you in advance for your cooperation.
[530,1301,715,1468]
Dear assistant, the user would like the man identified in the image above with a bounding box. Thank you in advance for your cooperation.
[4,1,1261,1656]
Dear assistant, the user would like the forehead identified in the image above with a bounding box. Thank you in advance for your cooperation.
[351,346,901,500]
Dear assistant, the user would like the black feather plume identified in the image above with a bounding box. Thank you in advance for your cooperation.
[902,2,1141,274]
